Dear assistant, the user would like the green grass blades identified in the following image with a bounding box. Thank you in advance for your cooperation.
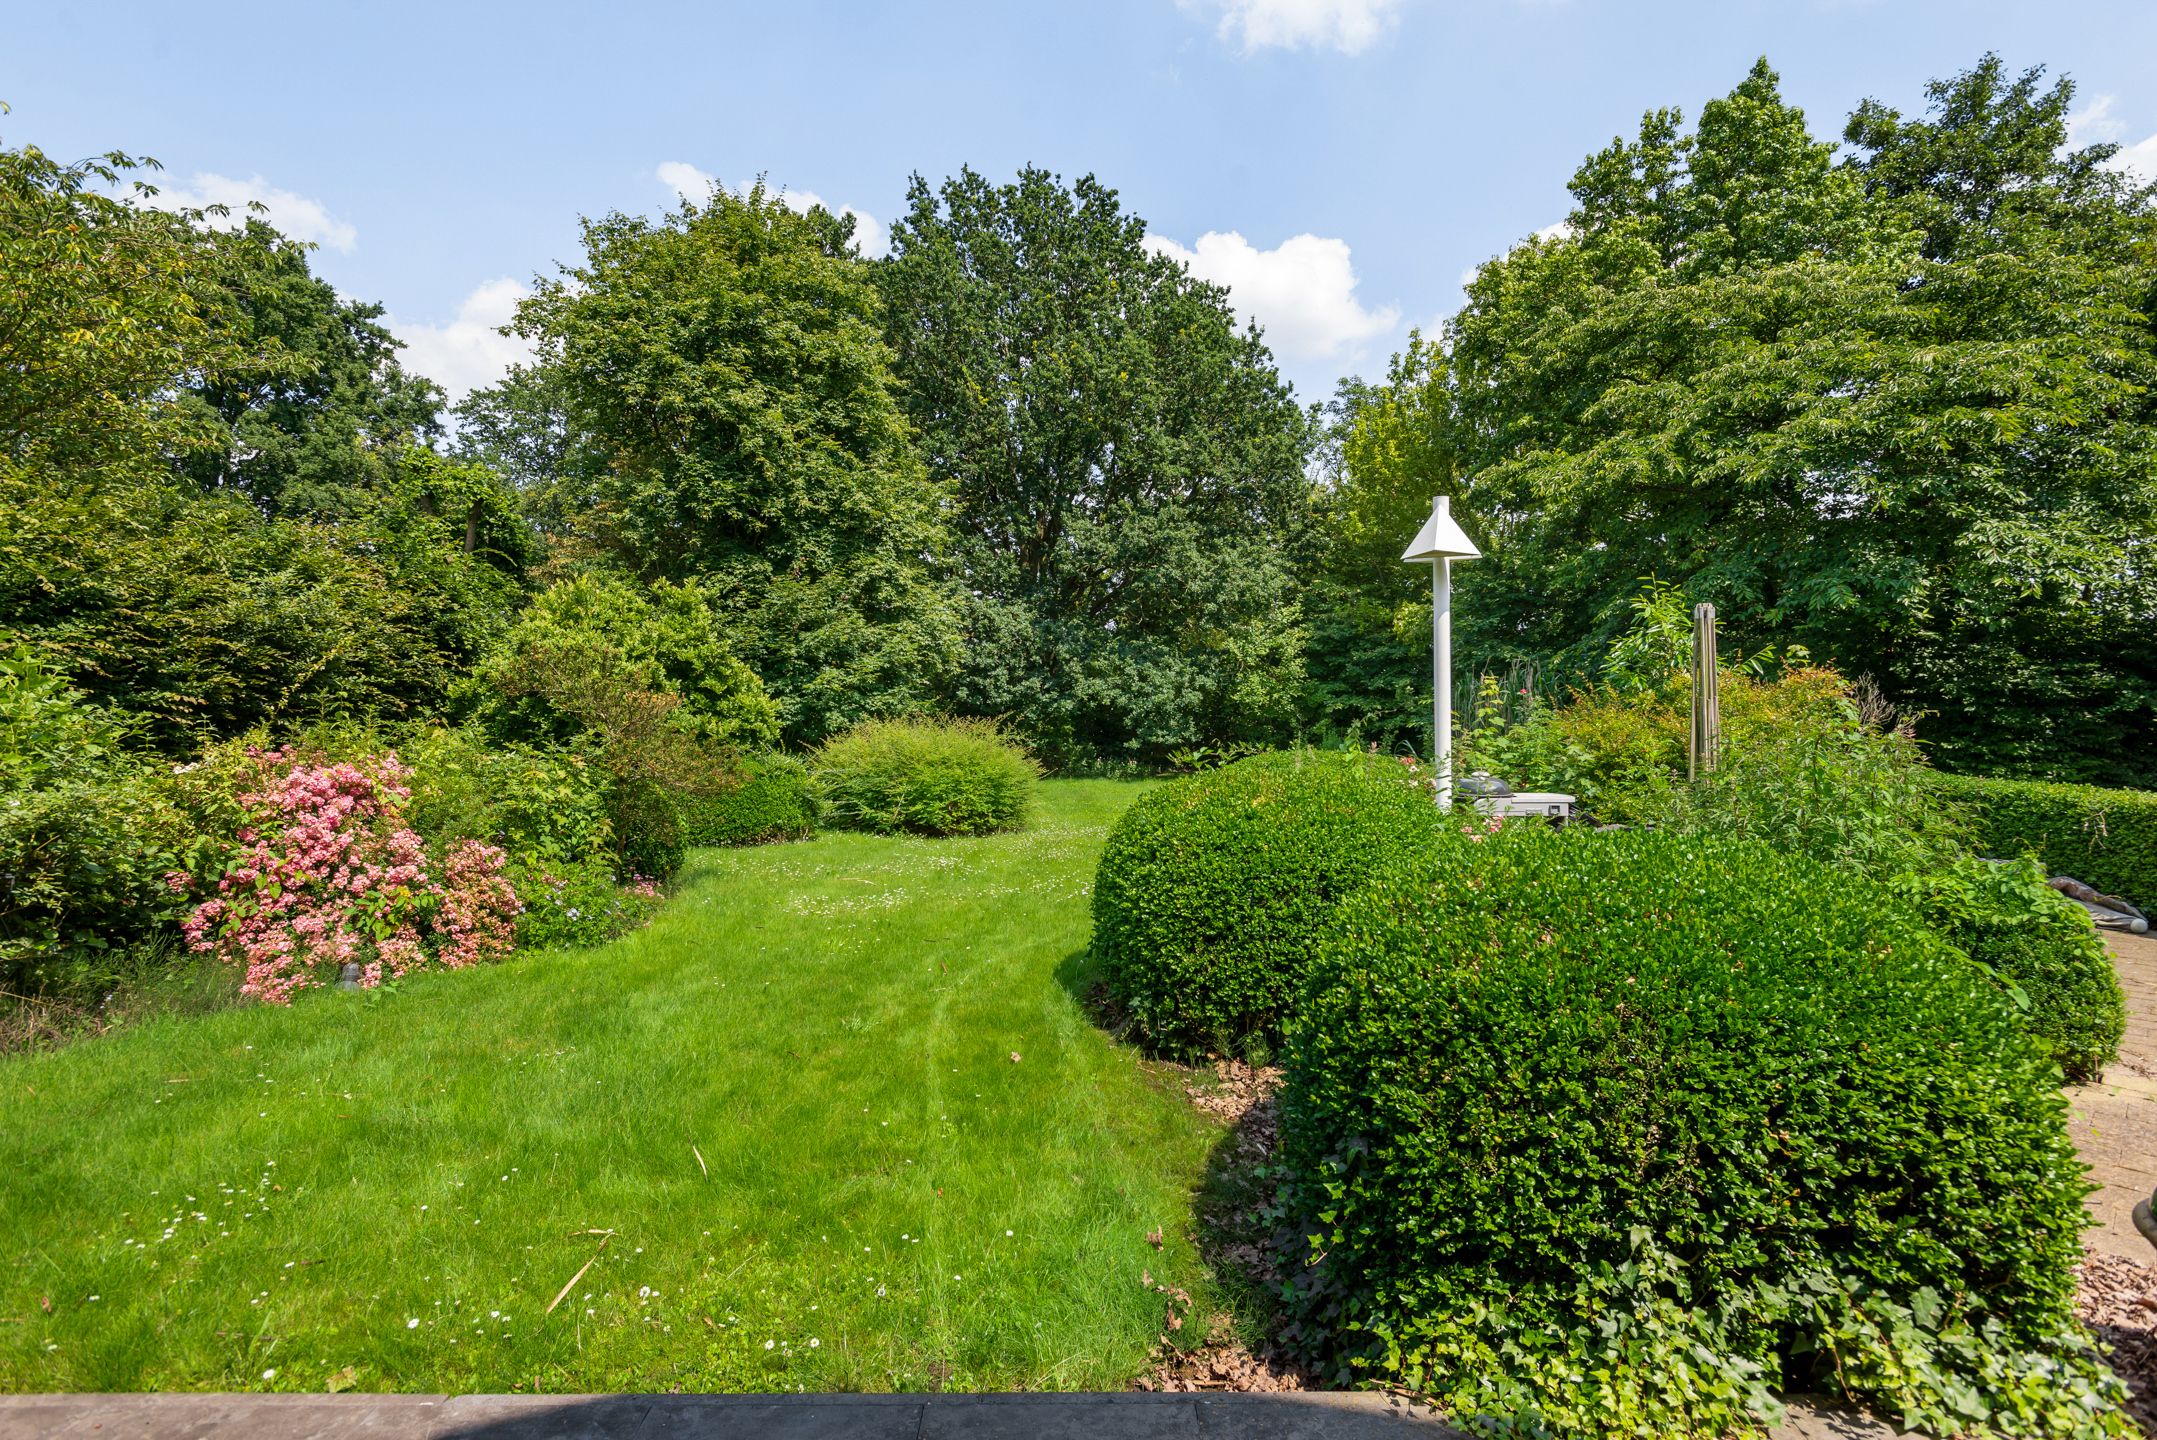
[0,781,1210,1395]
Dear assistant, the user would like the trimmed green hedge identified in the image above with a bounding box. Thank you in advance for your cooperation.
[1280,827,2119,1438]
[812,716,1038,837]
[1091,750,1438,1059]
[1929,770,2157,909]
[1891,857,2125,1082]
[679,753,818,847]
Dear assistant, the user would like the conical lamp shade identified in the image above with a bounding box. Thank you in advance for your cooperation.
[1401,495,1481,563]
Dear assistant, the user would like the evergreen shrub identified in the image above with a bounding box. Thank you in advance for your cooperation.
[679,752,818,847]
[1091,749,1438,1058]
[1929,771,2157,911]
[1891,857,2126,1082]
[812,717,1037,838]
[1280,826,2120,1438]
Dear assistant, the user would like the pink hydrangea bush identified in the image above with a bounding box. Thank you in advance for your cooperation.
[179,748,522,1004]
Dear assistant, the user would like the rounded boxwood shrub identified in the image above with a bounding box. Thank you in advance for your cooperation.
[1280,827,2121,1439]
[1891,857,2126,1083]
[811,716,1038,838]
[678,752,818,847]
[1091,750,1438,1059]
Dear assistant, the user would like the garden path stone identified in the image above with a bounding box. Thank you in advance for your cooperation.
[0,1394,1908,1439]
[2067,930,2157,1263]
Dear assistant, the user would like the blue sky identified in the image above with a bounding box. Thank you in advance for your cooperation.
[9,1,2156,405]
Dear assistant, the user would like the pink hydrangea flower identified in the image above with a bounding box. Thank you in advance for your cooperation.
[185,748,522,1004]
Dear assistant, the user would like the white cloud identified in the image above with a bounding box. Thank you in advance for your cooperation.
[656,161,887,257]
[1146,229,1399,362]
[2065,94,2157,180]
[2068,95,2126,147]
[1185,0,1407,54]
[389,278,533,403]
[136,172,358,252]
[2111,132,2157,181]
[656,160,718,199]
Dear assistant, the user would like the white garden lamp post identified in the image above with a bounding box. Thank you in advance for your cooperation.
[1401,495,1481,810]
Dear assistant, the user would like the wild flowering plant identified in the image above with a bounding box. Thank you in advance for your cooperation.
[176,748,521,1003]
[505,857,665,950]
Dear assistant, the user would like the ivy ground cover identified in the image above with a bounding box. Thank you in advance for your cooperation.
[0,781,1214,1393]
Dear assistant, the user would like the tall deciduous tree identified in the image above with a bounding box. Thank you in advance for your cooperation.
[0,144,238,483]
[1439,57,2157,784]
[879,166,1312,763]
[171,219,444,518]
[511,186,956,743]
[1303,334,1457,752]
[0,141,517,749]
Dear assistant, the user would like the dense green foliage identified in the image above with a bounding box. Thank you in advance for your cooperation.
[1928,770,2157,910]
[394,724,617,870]
[881,168,1312,765]
[463,574,776,753]
[2,470,517,752]
[457,575,771,882]
[1890,857,2126,1081]
[1321,57,2157,783]
[1620,680,1965,877]
[507,185,957,744]
[169,220,445,520]
[679,752,819,847]
[1303,337,1455,754]
[1091,751,1436,1058]
[1282,827,2118,1437]
[1457,634,1964,876]
[0,144,241,485]
[0,650,192,994]
[0,143,518,755]
[811,717,1039,838]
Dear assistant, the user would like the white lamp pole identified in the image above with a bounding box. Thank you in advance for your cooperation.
[1401,494,1481,811]
[1434,553,1452,810]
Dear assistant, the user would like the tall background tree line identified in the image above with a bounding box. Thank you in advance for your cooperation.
[6,52,2155,784]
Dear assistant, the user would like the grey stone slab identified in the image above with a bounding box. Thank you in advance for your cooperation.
[429,1395,653,1440]
[1194,1393,1461,1438]
[635,1396,923,1439]
[0,1394,450,1440]
[0,1398,101,1440]
[918,1395,1198,1440]
[0,1392,1931,1440]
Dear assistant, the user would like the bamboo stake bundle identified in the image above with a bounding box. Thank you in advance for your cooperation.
[1690,602,1720,781]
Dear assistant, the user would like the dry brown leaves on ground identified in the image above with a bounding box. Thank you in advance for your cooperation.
[1138,1060,1316,1393]
[2081,1251,2157,1434]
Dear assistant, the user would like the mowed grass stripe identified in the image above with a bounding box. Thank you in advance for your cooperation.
[0,780,1212,1394]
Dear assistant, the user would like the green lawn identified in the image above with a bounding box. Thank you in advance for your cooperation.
[0,780,1220,1394]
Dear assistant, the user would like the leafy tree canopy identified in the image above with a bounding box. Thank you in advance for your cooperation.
[1302,334,1456,752]
[1432,55,2157,784]
[0,143,240,483]
[0,468,515,752]
[0,140,520,750]
[509,184,957,743]
[170,219,443,519]
[879,166,1313,763]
